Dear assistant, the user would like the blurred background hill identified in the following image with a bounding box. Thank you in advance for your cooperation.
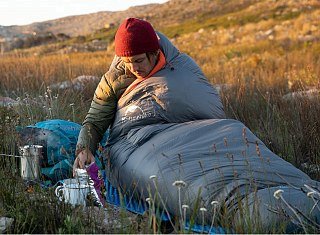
[0,0,319,55]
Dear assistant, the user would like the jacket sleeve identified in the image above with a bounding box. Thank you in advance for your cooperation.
[76,72,117,154]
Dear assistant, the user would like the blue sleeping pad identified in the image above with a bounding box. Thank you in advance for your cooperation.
[101,170,226,233]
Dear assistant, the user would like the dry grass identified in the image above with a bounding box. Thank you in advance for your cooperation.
[0,51,112,93]
[1,34,319,174]
[0,0,319,232]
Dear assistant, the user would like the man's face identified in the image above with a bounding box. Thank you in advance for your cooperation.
[121,52,158,79]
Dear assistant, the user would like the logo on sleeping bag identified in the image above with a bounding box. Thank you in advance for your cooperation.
[120,104,154,123]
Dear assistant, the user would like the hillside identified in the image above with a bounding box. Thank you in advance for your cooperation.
[0,4,156,39]
[0,0,283,39]
[0,0,233,39]
[0,0,319,55]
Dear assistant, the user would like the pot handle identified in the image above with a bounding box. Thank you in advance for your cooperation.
[55,185,64,201]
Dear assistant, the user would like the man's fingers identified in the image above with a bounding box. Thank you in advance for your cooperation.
[72,156,85,177]
[78,157,85,169]
[73,149,94,177]
[72,157,79,177]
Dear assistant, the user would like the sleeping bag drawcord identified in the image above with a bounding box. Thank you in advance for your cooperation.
[166,61,175,71]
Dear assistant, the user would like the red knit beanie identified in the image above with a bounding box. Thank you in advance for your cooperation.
[115,18,159,57]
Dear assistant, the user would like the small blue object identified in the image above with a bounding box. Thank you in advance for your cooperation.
[102,170,147,215]
[18,119,104,183]
[31,119,81,165]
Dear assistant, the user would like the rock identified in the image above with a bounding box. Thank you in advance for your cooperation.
[0,97,19,107]
[264,29,274,36]
[274,24,284,32]
[49,75,100,91]
[214,84,234,94]
[298,35,317,42]
[0,217,14,233]
[301,163,320,175]
[198,28,204,34]
[49,80,72,90]
[81,205,142,233]
[282,88,320,101]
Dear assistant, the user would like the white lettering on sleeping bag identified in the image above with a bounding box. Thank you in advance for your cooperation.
[120,104,155,124]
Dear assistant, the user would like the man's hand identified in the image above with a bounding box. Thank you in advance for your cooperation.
[73,149,95,176]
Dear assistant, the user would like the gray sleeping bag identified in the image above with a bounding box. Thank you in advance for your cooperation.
[106,33,320,231]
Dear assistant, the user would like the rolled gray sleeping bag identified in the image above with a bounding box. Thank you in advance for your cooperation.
[105,32,319,232]
[108,118,319,231]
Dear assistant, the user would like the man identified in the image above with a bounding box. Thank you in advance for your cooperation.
[73,17,225,170]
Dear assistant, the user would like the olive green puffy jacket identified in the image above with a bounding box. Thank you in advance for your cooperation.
[76,58,136,154]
